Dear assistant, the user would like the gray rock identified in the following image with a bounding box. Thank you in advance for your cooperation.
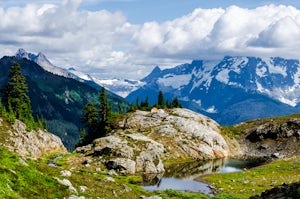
[60,170,72,177]
[76,108,230,174]
[7,120,67,159]
[146,196,163,199]
[92,136,134,159]
[124,185,132,192]
[108,169,118,176]
[79,185,87,193]
[136,150,164,174]
[106,158,136,174]
[68,196,85,199]
[55,178,77,194]
[104,177,115,182]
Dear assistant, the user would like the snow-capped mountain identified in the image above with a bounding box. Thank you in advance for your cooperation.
[15,49,143,97]
[67,67,145,98]
[16,48,76,78]
[126,56,300,125]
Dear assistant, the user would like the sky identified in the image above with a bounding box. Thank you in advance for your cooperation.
[1,0,300,79]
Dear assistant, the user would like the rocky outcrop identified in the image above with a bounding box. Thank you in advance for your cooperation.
[239,118,300,158]
[76,133,165,174]
[250,181,300,199]
[1,119,67,159]
[76,108,230,174]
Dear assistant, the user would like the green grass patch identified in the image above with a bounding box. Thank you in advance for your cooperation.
[0,148,70,198]
[203,157,300,198]
[155,189,210,199]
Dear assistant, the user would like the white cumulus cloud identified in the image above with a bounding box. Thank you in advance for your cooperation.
[1,1,300,79]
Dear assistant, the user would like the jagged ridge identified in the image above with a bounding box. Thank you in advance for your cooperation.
[127,56,300,125]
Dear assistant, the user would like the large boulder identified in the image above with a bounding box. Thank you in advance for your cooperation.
[76,108,230,174]
[76,134,165,174]
[1,119,67,159]
[106,158,136,175]
[118,108,229,160]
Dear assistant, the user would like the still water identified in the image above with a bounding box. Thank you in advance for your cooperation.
[142,158,264,195]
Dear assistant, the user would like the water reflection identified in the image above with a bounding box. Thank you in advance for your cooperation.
[142,158,265,194]
[164,158,226,179]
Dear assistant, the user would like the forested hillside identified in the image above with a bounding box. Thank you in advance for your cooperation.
[0,56,130,150]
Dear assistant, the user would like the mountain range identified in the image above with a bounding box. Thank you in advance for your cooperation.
[127,56,300,125]
[11,49,300,127]
[15,49,143,98]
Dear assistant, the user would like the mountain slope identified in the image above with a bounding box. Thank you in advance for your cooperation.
[126,56,300,125]
[0,56,129,150]
[16,49,144,98]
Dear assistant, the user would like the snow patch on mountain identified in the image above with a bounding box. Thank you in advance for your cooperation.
[256,65,268,78]
[294,69,300,85]
[216,69,230,84]
[91,77,145,98]
[157,74,192,89]
[68,68,92,81]
[264,58,287,77]
[190,60,219,92]
[206,106,217,113]
[230,56,248,71]
[270,86,300,107]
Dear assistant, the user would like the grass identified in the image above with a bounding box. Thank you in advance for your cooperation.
[156,189,210,199]
[0,148,70,198]
[0,146,153,199]
[203,157,300,198]
[42,151,153,199]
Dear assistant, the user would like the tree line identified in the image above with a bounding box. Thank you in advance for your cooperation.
[129,90,182,112]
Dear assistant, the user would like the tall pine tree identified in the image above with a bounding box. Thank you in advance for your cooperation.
[3,63,34,128]
[157,90,165,108]
[99,87,112,136]
[81,103,98,143]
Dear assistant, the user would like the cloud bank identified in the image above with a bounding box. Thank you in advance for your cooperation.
[1,0,300,79]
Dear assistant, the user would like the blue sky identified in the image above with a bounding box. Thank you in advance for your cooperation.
[1,0,300,79]
[80,0,300,23]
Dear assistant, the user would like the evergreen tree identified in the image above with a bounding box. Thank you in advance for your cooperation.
[81,103,98,142]
[3,63,34,128]
[140,96,150,111]
[99,87,112,136]
[128,103,136,112]
[171,97,182,108]
[135,97,139,110]
[157,90,165,108]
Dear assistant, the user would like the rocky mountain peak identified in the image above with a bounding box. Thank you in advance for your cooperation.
[127,55,300,125]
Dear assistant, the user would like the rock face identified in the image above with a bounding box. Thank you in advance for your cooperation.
[76,108,230,174]
[239,118,300,158]
[250,181,300,199]
[1,119,67,159]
